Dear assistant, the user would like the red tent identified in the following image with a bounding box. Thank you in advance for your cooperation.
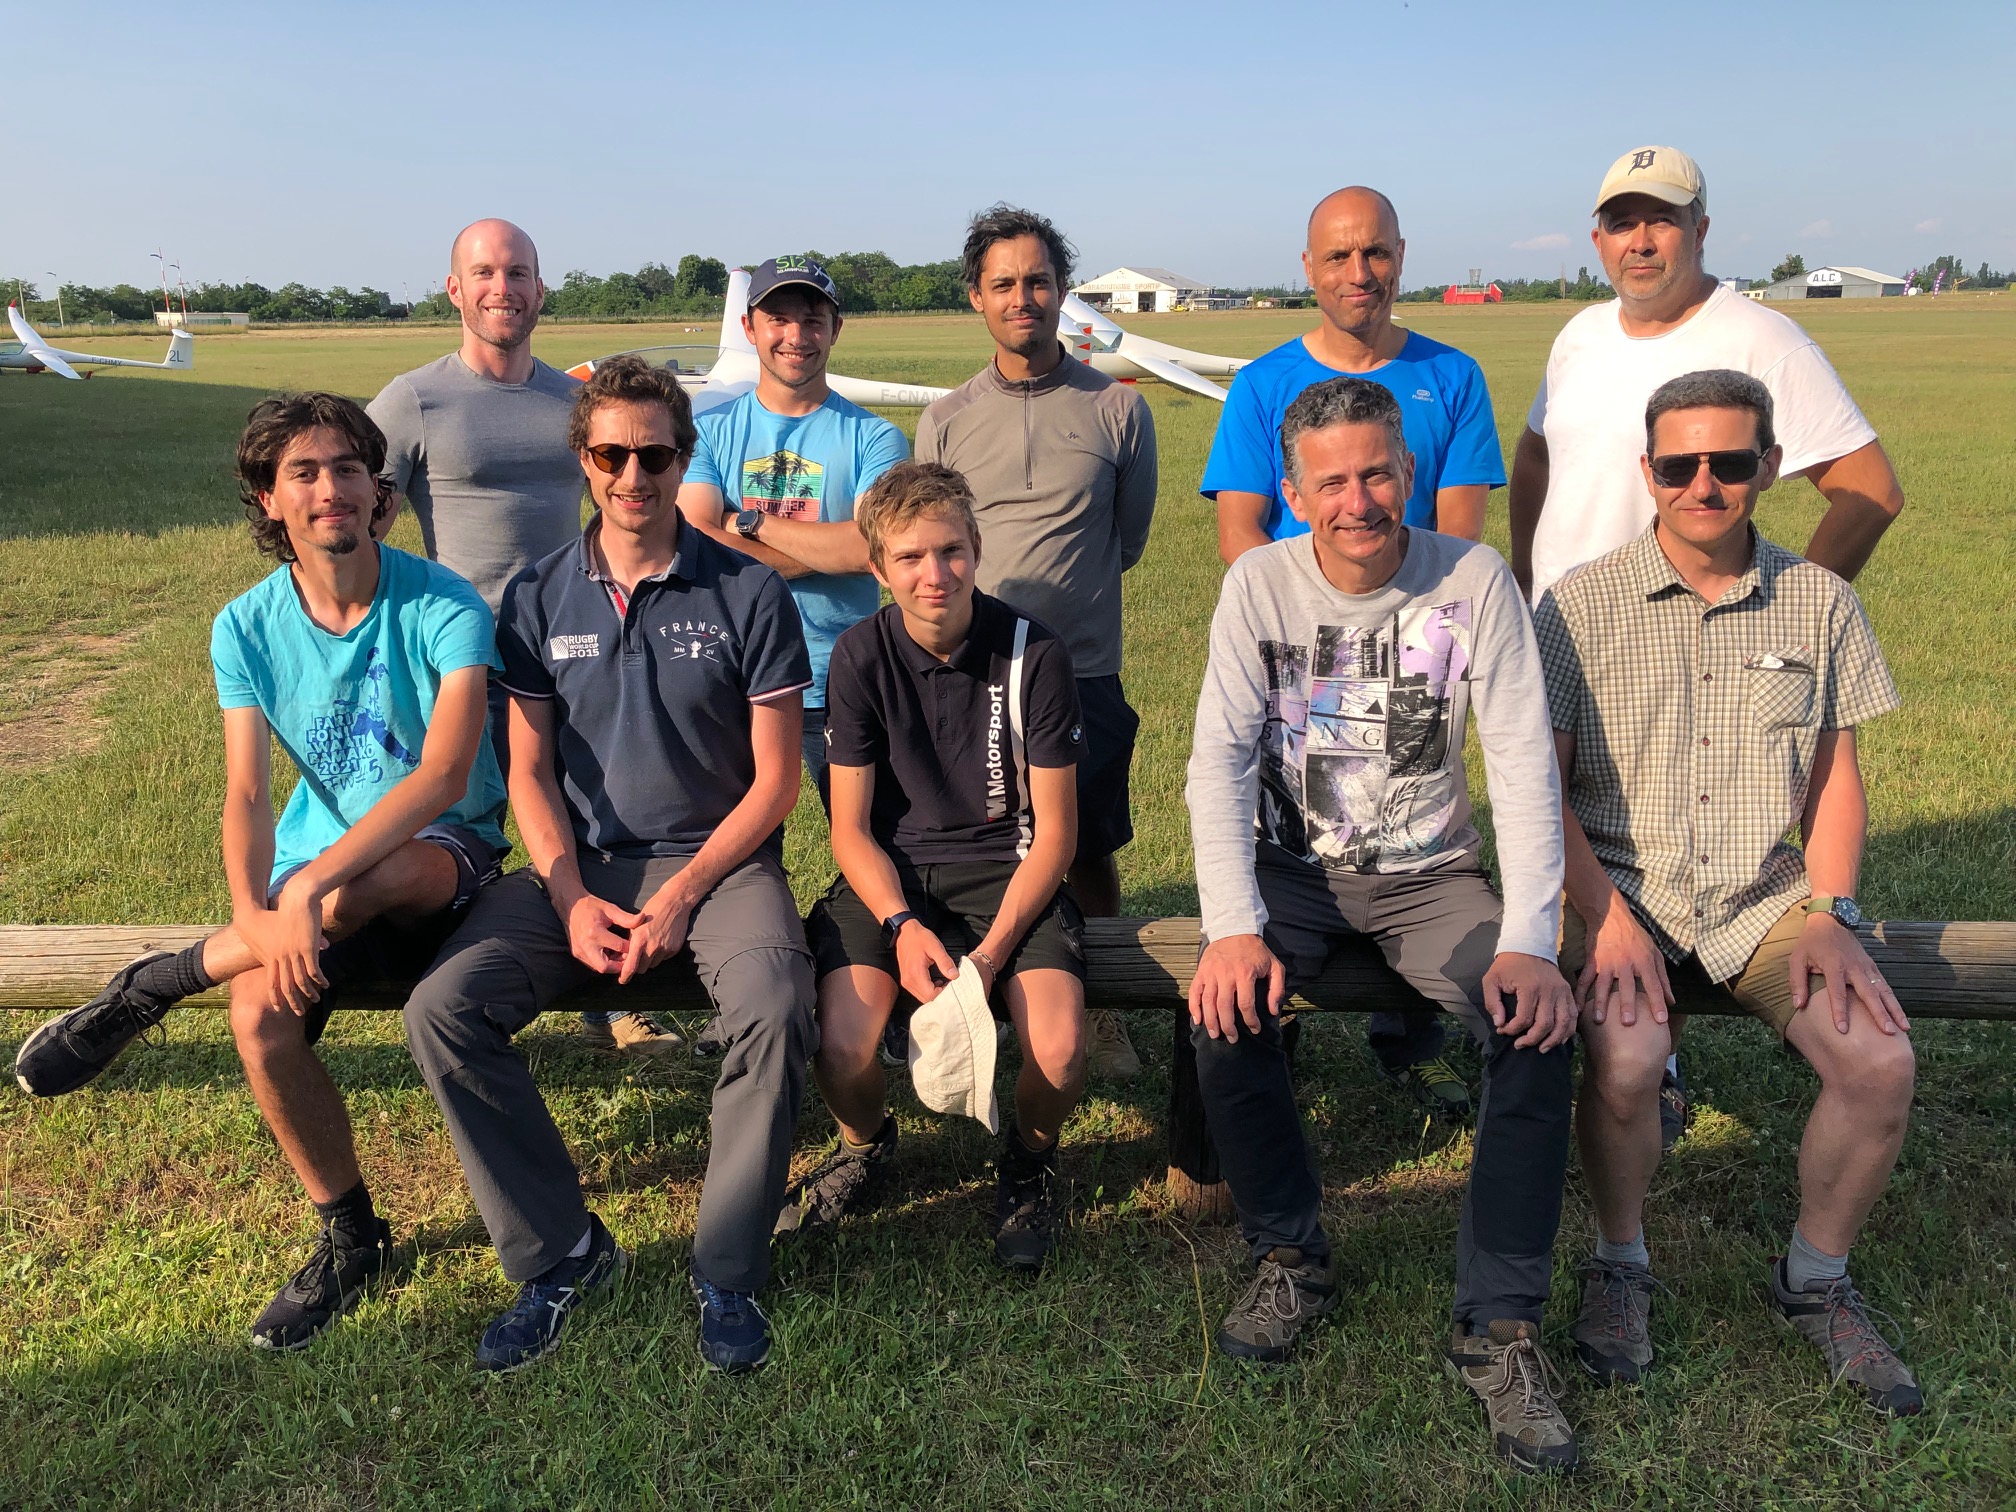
[1442,283,1503,305]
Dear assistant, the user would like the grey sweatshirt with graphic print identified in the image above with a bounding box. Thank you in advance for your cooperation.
[1187,529,1564,960]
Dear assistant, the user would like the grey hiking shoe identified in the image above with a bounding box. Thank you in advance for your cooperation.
[1445,1320,1579,1473]
[1769,1259,1924,1415]
[1085,1009,1142,1080]
[774,1117,898,1237]
[1572,1257,1658,1385]
[1215,1247,1337,1362]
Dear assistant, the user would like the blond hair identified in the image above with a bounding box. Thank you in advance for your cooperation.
[857,460,981,568]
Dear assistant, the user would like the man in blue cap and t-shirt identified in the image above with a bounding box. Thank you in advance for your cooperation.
[1199,185,1507,1123]
[677,254,910,804]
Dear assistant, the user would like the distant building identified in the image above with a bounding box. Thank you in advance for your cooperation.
[1757,266,1905,302]
[1070,266,1213,314]
[1442,283,1503,305]
[155,310,249,328]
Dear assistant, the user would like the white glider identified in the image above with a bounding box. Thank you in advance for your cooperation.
[565,270,951,412]
[1060,295,1243,402]
[567,273,1253,408]
[3,304,194,380]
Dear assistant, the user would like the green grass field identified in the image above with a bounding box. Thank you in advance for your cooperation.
[3,299,2013,1508]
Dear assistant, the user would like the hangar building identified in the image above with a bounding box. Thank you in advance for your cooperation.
[1071,266,1212,313]
[1757,266,1906,302]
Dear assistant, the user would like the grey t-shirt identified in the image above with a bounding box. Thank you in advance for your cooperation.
[367,353,584,614]
[914,354,1156,679]
[1186,529,1564,960]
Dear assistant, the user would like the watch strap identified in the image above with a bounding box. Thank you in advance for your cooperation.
[880,909,918,945]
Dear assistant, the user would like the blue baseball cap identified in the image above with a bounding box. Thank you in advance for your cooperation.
[747,255,840,310]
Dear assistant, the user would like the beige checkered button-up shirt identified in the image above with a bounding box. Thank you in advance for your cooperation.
[1534,526,1899,982]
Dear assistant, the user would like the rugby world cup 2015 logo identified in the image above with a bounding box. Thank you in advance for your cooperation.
[659,618,730,663]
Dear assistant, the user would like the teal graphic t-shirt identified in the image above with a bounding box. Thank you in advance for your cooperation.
[210,545,508,882]
[686,389,909,705]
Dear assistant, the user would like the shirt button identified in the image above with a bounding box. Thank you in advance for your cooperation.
[1700,854,1710,863]
[1695,908,1705,918]
[1702,672,1713,682]
[1699,793,1709,803]
[1700,736,1711,747]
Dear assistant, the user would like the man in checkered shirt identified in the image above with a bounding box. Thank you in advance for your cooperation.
[1534,368,1922,1416]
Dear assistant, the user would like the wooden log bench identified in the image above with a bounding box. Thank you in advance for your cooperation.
[7,920,2014,1220]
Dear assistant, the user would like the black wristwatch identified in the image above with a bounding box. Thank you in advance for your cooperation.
[1805,895,1864,928]
[880,909,919,947]
[733,507,766,541]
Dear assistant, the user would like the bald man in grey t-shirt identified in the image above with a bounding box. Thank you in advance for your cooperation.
[368,217,678,1058]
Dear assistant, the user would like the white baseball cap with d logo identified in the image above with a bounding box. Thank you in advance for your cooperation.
[1593,145,1707,215]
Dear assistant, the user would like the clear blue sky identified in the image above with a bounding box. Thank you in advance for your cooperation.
[10,0,2012,295]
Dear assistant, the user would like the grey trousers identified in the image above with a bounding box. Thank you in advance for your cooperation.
[1194,863,1572,1329]
[403,851,816,1291]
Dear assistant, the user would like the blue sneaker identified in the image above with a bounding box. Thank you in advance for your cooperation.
[689,1264,772,1374]
[474,1214,625,1373]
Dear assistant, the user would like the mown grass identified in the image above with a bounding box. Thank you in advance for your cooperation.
[2,299,2014,1508]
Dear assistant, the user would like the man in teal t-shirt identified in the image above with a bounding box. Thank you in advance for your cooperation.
[14,393,507,1356]
[677,255,909,801]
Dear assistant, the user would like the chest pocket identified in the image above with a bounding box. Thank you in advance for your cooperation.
[1745,665,1817,732]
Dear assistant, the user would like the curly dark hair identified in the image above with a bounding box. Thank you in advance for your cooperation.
[565,353,698,457]
[960,203,1075,292]
[1280,376,1409,486]
[235,392,388,563]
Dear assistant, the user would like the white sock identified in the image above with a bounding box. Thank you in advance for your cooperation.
[566,1227,592,1260]
[1664,1053,1679,1077]
[1784,1226,1848,1292]
[1596,1231,1650,1269]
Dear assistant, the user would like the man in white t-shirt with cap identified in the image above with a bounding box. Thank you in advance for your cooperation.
[1508,144,1906,1147]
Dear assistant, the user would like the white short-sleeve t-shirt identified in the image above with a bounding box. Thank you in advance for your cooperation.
[1525,285,1876,600]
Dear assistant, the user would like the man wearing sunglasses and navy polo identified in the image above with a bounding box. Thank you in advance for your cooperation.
[1535,369,1922,1417]
[402,356,817,1377]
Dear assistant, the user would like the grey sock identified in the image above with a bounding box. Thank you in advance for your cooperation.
[1785,1226,1848,1292]
[1596,1231,1650,1269]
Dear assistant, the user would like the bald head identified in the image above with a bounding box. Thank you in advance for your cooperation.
[1301,187,1406,350]
[1306,187,1400,249]
[450,218,539,281]
[445,219,545,364]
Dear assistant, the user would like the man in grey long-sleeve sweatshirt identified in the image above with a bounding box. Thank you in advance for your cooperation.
[1185,377,1582,1475]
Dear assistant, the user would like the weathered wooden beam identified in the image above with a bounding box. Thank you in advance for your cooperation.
[3,919,2013,1016]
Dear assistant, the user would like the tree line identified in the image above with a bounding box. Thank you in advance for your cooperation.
[1399,267,1617,302]
[5,249,979,327]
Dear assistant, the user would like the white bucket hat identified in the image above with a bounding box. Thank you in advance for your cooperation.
[907,958,1000,1134]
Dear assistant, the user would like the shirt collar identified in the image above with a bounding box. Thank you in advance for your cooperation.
[576,511,687,587]
[1626,521,1776,607]
[893,591,998,674]
[984,345,1077,397]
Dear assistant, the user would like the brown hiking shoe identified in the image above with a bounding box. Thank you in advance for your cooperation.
[1085,1009,1142,1080]
[1216,1247,1337,1362]
[1769,1259,1924,1415]
[1445,1320,1579,1473]
[582,1012,685,1057]
[1572,1257,1658,1385]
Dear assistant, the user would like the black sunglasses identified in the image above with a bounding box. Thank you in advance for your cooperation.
[586,443,684,476]
[1648,449,1764,488]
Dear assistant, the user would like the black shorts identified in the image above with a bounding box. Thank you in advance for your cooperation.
[806,860,1087,1000]
[269,823,509,1046]
[1073,674,1138,865]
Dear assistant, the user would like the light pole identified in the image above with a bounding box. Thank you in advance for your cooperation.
[150,249,172,324]
[170,261,189,317]
[44,272,64,327]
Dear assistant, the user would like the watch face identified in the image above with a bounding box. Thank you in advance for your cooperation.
[1835,896,1865,928]
[737,509,763,538]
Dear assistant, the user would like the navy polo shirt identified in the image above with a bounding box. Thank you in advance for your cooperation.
[496,515,811,858]
[825,591,1082,865]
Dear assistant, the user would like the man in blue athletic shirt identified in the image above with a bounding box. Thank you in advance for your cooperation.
[1199,186,1507,1121]
[677,254,909,802]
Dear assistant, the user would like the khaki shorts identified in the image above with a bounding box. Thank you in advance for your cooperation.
[1560,898,1814,1036]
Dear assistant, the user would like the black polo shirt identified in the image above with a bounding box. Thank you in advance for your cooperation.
[825,591,1081,864]
[496,515,811,859]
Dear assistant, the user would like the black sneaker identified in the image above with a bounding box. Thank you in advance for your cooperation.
[877,1009,912,1069]
[1378,1055,1474,1123]
[1659,1063,1691,1153]
[249,1217,393,1351]
[690,1263,773,1374]
[14,952,177,1098]
[994,1138,1061,1274]
[775,1117,898,1236]
[474,1214,626,1373]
